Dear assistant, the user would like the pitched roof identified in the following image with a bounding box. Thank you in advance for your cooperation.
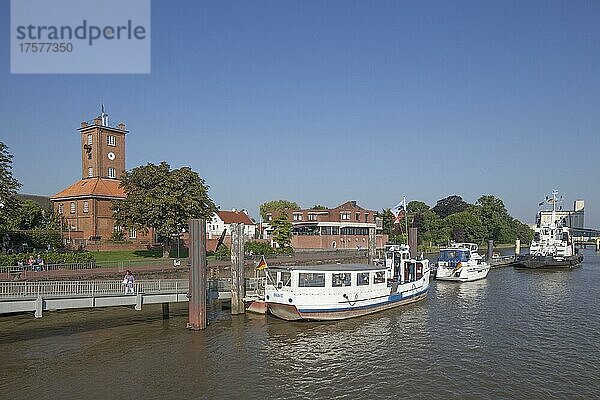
[218,210,254,225]
[50,178,126,200]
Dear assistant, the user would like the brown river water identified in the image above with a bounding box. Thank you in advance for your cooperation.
[1,248,599,399]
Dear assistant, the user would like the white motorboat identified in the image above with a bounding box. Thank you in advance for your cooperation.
[435,242,490,282]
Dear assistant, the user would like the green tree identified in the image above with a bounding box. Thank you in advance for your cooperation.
[2,199,47,230]
[259,200,299,221]
[407,200,430,214]
[112,162,217,257]
[443,211,485,243]
[271,213,293,248]
[0,142,21,227]
[432,195,470,219]
[379,209,406,244]
[310,204,328,210]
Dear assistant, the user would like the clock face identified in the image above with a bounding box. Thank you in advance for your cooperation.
[107,152,115,160]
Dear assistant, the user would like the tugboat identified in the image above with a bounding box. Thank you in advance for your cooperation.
[435,242,490,282]
[513,190,583,269]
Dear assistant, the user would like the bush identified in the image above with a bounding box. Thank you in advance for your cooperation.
[0,251,95,266]
[214,245,231,260]
[276,246,295,256]
[244,241,276,256]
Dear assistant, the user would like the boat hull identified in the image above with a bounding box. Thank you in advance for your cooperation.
[435,266,489,282]
[267,290,428,321]
[513,254,583,269]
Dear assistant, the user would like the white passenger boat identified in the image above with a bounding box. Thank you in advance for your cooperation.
[435,243,490,282]
[264,245,429,321]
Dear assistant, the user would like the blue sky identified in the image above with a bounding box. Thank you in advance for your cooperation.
[1,0,599,226]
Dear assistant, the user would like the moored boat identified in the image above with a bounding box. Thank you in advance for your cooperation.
[513,191,583,269]
[264,246,429,321]
[435,242,490,282]
[513,190,583,269]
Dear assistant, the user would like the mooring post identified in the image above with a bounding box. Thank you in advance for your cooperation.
[595,237,600,252]
[408,228,418,259]
[487,240,494,262]
[368,227,376,264]
[515,239,521,256]
[162,303,169,320]
[188,218,207,330]
[230,223,246,315]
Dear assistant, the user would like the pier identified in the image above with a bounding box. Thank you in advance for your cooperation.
[0,277,264,318]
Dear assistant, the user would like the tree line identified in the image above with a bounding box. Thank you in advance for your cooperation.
[381,195,534,246]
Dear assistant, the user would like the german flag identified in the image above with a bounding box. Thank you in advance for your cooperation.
[256,256,268,271]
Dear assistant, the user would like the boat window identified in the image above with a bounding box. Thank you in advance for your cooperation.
[266,269,278,284]
[439,250,469,262]
[281,271,291,287]
[357,272,370,286]
[298,273,325,287]
[416,263,423,280]
[373,271,386,284]
[404,262,416,282]
[332,273,351,287]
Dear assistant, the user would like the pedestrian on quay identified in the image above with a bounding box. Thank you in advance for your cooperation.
[123,270,135,294]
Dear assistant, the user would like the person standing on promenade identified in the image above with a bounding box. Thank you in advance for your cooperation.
[123,270,135,294]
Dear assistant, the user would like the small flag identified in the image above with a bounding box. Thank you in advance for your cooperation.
[256,256,268,271]
[391,198,406,224]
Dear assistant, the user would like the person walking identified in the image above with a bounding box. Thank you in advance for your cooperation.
[123,270,135,294]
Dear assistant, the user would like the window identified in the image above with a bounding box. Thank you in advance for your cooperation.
[332,273,351,287]
[70,202,76,214]
[293,213,302,221]
[280,271,291,287]
[108,167,116,178]
[107,135,116,146]
[83,201,89,213]
[308,214,317,221]
[58,204,64,214]
[87,167,93,177]
[87,134,93,145]
[357,272,370,286]
[298,273,325,287]
[129,228,137,239]
[356,212,360,221]
[365,213,369,222]
[341,212,350,220]
[373,271,386,284]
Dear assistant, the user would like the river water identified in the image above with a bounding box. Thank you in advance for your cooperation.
[1,248,599,400]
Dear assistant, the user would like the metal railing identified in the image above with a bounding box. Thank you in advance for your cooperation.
[0,279,189,299]
[0,258,191,281]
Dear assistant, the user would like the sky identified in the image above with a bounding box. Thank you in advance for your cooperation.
[1,0,599,226]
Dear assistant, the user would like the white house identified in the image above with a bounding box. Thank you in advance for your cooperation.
[207,210,256,239]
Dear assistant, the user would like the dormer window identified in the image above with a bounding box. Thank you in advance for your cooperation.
[107,135,116,146]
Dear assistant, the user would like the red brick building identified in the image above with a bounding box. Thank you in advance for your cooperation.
[50,110,153,248]
[266,201,387,250]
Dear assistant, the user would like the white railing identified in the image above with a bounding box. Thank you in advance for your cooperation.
[0,279,189,299]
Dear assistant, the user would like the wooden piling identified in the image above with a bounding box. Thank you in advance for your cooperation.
[368,227,376,265]
[408,228,417,259]
[162,303,169,320]
[487,240,494,261]
[188,218,207,330]
[596,238,600,252]
[515,239,521,256]
[230,223,246,315]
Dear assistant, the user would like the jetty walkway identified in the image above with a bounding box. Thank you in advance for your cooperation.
[0,277,264,318]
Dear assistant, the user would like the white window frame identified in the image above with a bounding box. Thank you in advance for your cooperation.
[108,167,116,178]
[107,135,116,146]
[87,167,93,177]
[70,202,76,214]
[87,134,93,145]
[129,228,137,239]
[83,201,89,213]
[58,204,64,214]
